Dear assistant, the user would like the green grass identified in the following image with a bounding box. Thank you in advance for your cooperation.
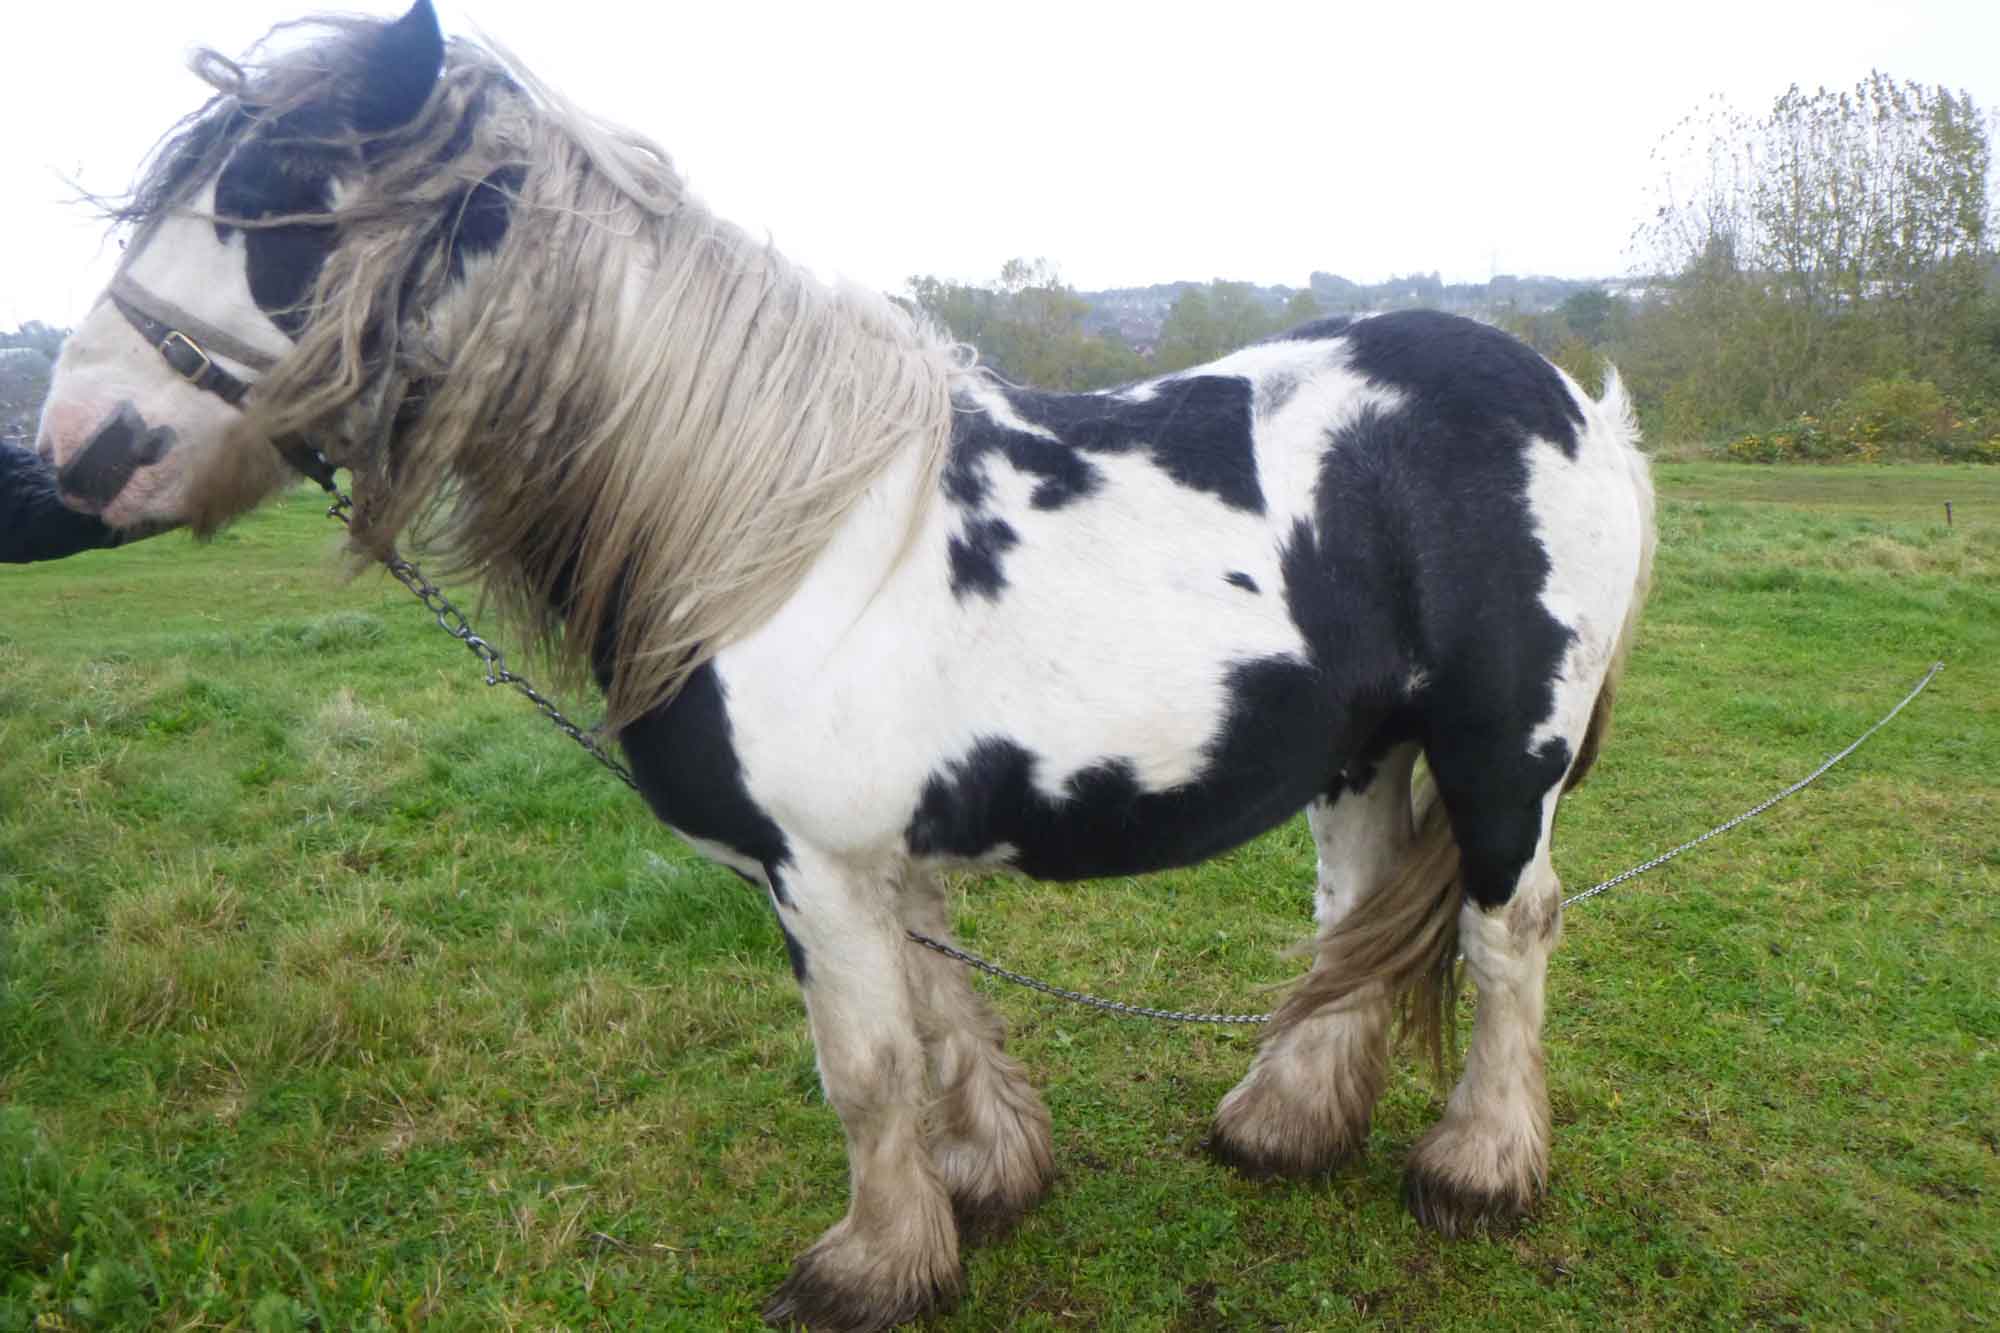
[3,465,1997,1330]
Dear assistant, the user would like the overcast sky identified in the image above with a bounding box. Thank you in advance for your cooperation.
[3,0,1996,327]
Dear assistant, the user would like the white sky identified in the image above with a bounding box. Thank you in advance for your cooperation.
[3,0,1996,328]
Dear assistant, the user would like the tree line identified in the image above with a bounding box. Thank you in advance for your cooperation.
[908,72,1999,461]
[906,259,1335,390]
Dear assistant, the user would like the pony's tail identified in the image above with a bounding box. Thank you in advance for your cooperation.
[1565,365,1655,793]
[1278,779,1466,1078]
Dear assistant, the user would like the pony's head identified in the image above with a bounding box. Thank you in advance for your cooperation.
[38,0,494,534]
[43,0,959,730]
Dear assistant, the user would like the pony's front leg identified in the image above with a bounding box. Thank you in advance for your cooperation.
[762,850,960,1332]
[898,870,1053,1240]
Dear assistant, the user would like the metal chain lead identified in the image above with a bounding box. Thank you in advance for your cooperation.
[324,488,1944,1027]
[904,933,1272,1024]
[1559,659,1944,911]
[326,491,639,792]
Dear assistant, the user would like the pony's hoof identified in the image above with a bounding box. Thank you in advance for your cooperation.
[1401,1118,1544,1237]
[931,1080,1054,1245]
[761,1234,961,1332]
[1206,1070,1369,1180]
[1401,1164,1535,1236]
[1204,1124,1350,1180]
[945,1173,1049,1246]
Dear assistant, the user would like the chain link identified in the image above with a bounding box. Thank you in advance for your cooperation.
[326,490,638,791]
[1559,660,1943,911]
[322,486,1943,1027]
[902,932,1272,1024]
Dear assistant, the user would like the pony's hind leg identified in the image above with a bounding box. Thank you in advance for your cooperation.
[1401,721,1576,1235]
[1210,742,1422,1177]
[898,870,1054,1241]
[760,850,960,1332]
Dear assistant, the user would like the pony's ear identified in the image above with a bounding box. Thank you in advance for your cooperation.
[353,0,444,134]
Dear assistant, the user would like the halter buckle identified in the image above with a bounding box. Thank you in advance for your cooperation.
[158,330,213,384]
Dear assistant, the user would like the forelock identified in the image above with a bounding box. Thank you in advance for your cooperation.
[107,16,439,233]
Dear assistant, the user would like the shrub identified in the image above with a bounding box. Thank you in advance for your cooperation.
[1725,413,1852,463]
[1724,380,2000,463]
[1826,376,1955,457]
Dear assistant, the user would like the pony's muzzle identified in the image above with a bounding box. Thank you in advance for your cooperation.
[57,402,176,510]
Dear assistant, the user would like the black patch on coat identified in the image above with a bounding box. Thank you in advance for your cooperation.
[152,106,255,231]
[443,164,522,279]
[216,149,521,341]
[210,25,509,341]
[1339,309,1585,458]
[778,920,810,983]
[610,648,801,989]
[213,134,339,338]
[1223,570,1259,594]
[1253,368,1303,417]
[1008,377,1265,514]
[941,374,1262,599]
[1301,362,1576,908]
[946,516,1018,602]
[905,655,1372,880]
[943,397,1103,513]
[574,568,798,968]
[614,662,794,901]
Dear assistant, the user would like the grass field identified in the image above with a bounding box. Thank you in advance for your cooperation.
[2,462,1996,1331]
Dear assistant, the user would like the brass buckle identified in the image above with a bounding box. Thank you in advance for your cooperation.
[159,330,213,384]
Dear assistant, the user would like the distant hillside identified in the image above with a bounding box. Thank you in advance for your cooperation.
[1076,272,1618,348]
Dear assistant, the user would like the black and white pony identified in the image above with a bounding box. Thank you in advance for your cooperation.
[37,4,1654,1328]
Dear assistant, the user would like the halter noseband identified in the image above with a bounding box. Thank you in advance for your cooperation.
[105,269,338,491]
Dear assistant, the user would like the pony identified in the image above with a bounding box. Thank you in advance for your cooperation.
[35,4,1655,1328]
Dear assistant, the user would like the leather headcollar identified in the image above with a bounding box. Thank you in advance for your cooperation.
[104,270,338,491]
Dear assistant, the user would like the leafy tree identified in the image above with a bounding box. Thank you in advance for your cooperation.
[1308,271,1364,310]
[1557,289,1618,344]
[1154,287,1217,371]
[1156,280,1287,371]
[907,259,1145,390]
[1628,73,1997,440]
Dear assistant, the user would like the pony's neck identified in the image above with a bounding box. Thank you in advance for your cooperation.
[396,101,960,730]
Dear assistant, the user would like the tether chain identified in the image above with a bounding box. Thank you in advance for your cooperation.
[326,491,640,793]
[322,488,1944,1027]
[903,933,1272,1024]
[1558,660,1943,911]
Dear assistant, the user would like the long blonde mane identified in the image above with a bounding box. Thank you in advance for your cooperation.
[143,20,958,729]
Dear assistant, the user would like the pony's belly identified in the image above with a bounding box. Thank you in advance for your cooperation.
[919,761,1323,882]
[902,655,1356,881]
